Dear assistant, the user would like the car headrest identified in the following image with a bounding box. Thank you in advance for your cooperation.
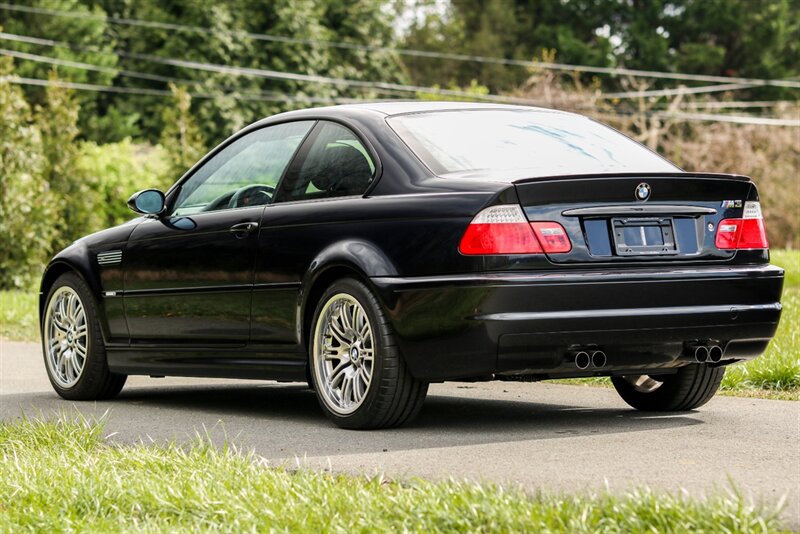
[309,144,373,195]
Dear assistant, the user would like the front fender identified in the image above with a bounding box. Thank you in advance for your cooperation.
[39,243,101,322]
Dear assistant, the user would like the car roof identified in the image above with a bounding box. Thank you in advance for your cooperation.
[270,101,578,120]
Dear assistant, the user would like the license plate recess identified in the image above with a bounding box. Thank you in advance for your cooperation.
[612,217,677,256]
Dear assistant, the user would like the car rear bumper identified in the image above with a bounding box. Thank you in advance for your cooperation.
[371,264,784,381]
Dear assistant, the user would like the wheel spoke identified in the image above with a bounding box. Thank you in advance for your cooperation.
[357,366,371,390]
[329,320,349,345]
[339,303,352,332]
[342,374,354,405]
[74,342,87,359]
[353,373,365,403]
[328,360,349,389]
[350,305,359,334]
[75,323,87,337]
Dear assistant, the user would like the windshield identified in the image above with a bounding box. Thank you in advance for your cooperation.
[388,109,679,179]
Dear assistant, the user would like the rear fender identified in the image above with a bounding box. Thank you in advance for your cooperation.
[298,240,398,344]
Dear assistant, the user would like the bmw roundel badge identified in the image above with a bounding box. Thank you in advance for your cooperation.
[635,182,651,201]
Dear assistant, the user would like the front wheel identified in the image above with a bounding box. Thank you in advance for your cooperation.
[42,272,127,400]
[611,364,724,411]
[309,278,428,429]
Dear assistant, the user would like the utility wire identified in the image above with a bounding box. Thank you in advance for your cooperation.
[5,74,797,127]
[652,111,800,127]
[597,83,757,100]
[0,31,772,110]
[1,1,799,88]
[0,47,395,103]
[1,75,368,104]
[0,31,551,106]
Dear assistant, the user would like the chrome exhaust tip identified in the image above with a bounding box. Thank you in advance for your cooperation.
[574,351,590,370]
[708,345,723,363]
[694,345,710,363]
[591,350,607,368]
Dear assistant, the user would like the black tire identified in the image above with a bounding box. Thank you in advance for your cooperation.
[309,278,428,430]
[42,272,127,400]
[611,364,725,411]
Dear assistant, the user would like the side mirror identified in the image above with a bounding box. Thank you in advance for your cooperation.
[127,189,166,216]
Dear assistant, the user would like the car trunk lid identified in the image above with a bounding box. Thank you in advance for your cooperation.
[513,172,756,264]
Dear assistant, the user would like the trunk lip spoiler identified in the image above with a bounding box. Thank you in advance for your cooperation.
[512,171,751,186]
[561,205,717,217]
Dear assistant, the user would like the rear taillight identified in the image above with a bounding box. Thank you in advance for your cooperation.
[531,222,572,253]
[715,201,769,250]
[459,205,571,255]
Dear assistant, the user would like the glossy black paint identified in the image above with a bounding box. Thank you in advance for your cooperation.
[39,102,784,384]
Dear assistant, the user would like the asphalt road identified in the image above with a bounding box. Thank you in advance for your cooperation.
[2,339,798,527]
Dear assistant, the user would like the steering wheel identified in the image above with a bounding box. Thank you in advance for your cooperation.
[228,184,275,209]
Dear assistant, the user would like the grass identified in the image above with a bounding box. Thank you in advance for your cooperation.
[0,416,786,533]
[0,289,38,341]
[1,251,797,399]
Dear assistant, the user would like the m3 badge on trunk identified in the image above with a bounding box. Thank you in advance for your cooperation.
[635,182,651,201]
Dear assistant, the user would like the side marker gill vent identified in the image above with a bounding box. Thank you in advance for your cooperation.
[97,250,123,266]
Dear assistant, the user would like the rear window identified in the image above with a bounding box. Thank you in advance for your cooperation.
[387,109,678,179]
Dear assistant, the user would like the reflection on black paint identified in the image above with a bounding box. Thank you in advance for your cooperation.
[166,217,197,231]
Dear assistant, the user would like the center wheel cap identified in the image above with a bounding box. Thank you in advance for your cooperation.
[350,346,359,363]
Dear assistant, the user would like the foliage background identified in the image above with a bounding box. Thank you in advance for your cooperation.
[0,0,797,289]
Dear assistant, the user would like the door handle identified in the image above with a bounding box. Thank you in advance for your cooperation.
[229,222,259,236]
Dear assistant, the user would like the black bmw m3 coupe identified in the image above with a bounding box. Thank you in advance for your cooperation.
[40,102,784,429]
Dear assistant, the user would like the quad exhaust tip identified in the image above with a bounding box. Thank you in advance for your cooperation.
[572,349,606,369]
[692,344,724,363]
[708,345,723,363]
[574,351,591,370]
[694,346,709,363]
[591,350,607,368]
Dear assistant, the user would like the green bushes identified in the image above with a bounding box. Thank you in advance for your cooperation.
[0,60,181,290]
[75,141,171,229]
[0,58,55,289]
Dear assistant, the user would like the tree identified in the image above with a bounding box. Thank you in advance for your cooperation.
[400,0,800,98]
[37,70,100,253]
[0,58,54,289]
[0,0,119,139]
[159,83,206,182]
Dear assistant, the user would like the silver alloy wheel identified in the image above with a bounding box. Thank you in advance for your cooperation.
[624,374,664,393]
[44,286,89,388]
[313,293,375,415]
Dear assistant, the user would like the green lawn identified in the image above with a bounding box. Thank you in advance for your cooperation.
[2,251,797,398]
[722,250,799,393]
[0,417,785,533]
[0,289,38,341]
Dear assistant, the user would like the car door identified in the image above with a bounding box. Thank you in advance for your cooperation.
[250,120,378,346]
[123,120,315,345]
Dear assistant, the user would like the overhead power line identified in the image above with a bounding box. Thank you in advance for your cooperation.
[0,31,550,106]
[597,83,757,100]
[0,31,772,112]
[1,1,799,89]
[0,75,365,104]
[0,47,394,103]
[653,111,800,127]
[4,74,797,127]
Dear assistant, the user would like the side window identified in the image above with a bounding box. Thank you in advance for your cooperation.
[275,121,375,203]
[172,121,314,215]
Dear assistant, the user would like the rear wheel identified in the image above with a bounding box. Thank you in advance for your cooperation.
[42,273,127,400]
[309,278,428,429]
[611,364,724,411]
